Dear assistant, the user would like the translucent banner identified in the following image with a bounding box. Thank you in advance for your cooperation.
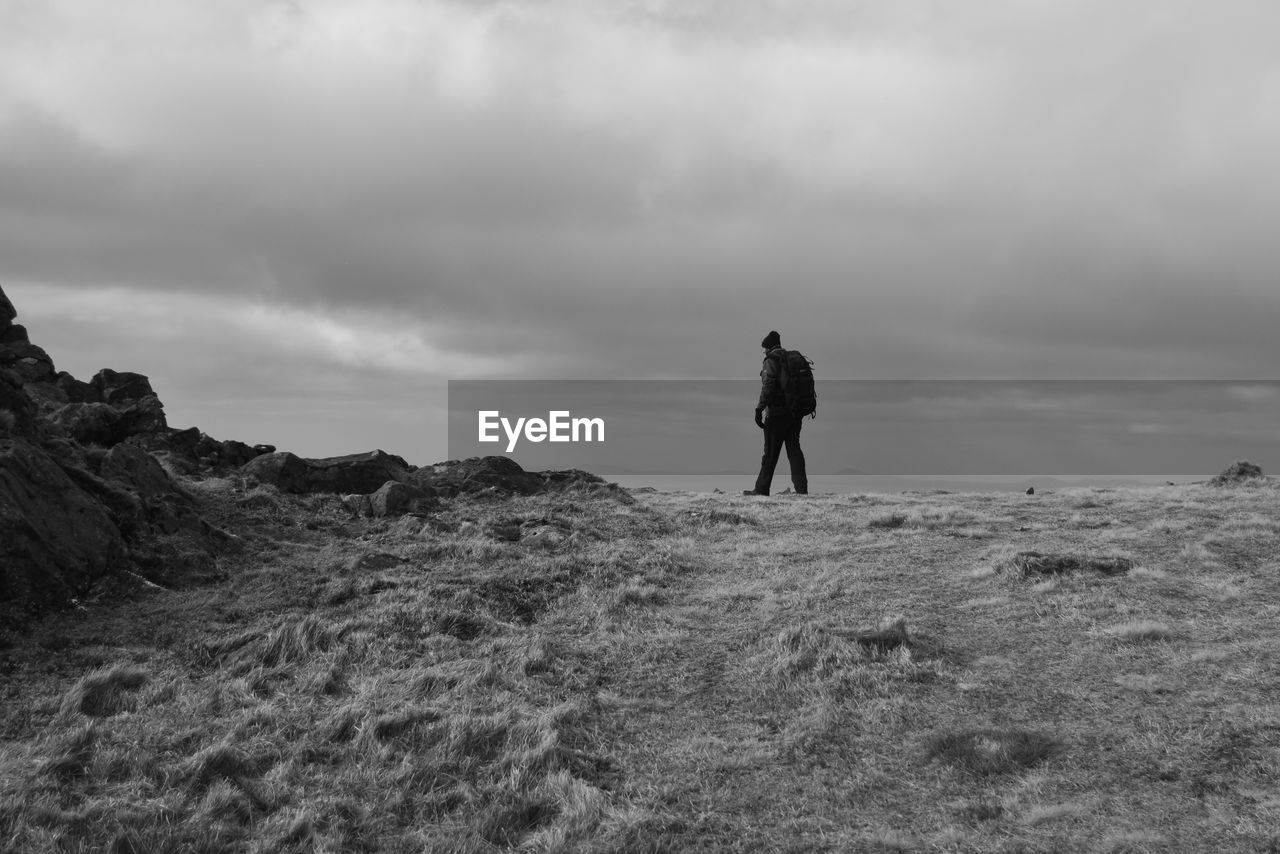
[447,380,1280,475]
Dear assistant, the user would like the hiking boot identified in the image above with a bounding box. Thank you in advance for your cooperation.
[742,489,768,496]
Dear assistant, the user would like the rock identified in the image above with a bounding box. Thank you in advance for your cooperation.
[90,369,157,406]
[244,450,411,495]
[100,442,185,501]
[0,287,15,328]
[1026,486,1035,495]
[53,371,98,403]
[47,394,168,446]
[134,427,269,474]
[369,480,435,517]
[410,456,543,497]
[0,371,38,439]
[303,450,412,494]
[48,402,124,446]
[0,323,28,346]
[242,451,312,493]
[0,341,55,383]
[341,493,373,517]
[1210,460,1266,486]
[0,438,128,614]
[60,462,145,540]
[0,285,225,615]
[409,456,614,499]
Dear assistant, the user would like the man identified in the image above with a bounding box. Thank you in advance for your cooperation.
[745,330,808,496]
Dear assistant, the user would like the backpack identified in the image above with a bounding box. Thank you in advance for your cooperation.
[775,349,817,418]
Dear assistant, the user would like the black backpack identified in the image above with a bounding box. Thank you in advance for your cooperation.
[775,349,817,418]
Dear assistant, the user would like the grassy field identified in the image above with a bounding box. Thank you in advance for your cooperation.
[2,475,1280,852]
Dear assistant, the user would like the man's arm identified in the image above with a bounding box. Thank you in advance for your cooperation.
[757,355,779,412]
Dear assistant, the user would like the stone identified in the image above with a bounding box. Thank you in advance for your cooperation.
[242,451,312,493]
[0,286,14,328]
[1026,486,1035,495]
[243,449,412,495]
[409,456,610,499]
[0,342,55,383]
[302,450,412,494]
[0,438,128,613]
[90,369,157,405]
[53,371,98,403]
[369,480,435,517]
[100,442,184,501]
[49,402,124,446]
[341,493,373,517]
[0,371,38,439]
[0,323,29,346]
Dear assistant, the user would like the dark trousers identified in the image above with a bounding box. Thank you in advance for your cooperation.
[754,412,807,495]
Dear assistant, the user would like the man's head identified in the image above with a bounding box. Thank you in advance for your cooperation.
[761,330,781,350]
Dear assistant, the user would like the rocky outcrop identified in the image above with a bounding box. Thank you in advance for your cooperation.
[408,456,622,500]
[0,438,129,610]
[243,449,412,494]
[135,426,270,474]
[0,284,230,621]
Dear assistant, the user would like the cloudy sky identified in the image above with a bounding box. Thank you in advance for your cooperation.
[3,1,1278,467]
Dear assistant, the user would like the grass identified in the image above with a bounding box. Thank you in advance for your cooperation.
[2,477,1280,850]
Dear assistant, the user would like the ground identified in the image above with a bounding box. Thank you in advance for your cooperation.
[2,477,1279,852]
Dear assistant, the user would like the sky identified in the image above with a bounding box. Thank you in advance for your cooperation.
[2,1,1279,469]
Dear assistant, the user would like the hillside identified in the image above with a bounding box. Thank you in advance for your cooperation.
[3,474,1280,852]
[5,283,1280,851]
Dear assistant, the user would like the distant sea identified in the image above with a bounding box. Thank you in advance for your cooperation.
[607,474,1213,494]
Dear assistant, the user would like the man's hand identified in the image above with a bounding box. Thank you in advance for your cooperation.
[754,407,765,429]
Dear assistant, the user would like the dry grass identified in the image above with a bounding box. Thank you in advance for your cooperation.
[2,478,1280,851]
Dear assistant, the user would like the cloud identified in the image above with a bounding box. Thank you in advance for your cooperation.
[3,1,1279,460]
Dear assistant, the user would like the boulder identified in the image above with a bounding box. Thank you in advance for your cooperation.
[48,402,124,445]
[54,371,98,403]
[409,456,622,500]
[0,341,55,383]
[409,456,545,497]
[0,371,38,439]
[100,442,184,501]
[0,438,128,614]
[242,451,312,493]
[0,286,14,328]
[0,323,28,346]
[132,427,267,474]
[242,449,411,494]
[368,480,436,517]
[90,369,157,406]
[341,493,373,517]
[302,450,412,494]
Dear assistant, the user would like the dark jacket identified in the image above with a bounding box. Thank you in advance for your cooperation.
[757,346,787,415]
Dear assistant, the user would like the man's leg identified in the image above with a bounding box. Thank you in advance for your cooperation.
[784,417,807,494]
[753,418,786,494]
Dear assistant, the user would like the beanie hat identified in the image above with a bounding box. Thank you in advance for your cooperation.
[761,330,781,349]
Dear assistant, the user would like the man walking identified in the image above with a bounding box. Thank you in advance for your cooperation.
[745,330,809,496]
